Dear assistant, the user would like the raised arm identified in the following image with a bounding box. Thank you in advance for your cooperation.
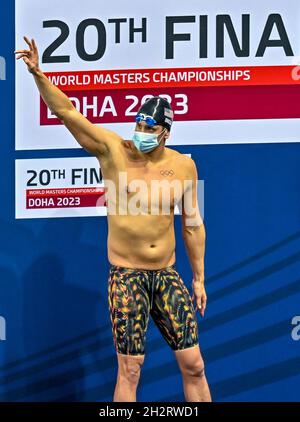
[15,36,122,156]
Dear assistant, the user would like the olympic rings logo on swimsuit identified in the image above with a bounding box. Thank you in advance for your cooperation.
[160,170,174,176]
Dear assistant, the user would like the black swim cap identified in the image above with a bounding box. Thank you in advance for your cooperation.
[136,96,174,131]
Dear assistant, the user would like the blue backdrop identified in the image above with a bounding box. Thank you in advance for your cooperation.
[1,1,300,402]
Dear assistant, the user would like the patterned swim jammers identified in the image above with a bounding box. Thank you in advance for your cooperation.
[108,263,199,356]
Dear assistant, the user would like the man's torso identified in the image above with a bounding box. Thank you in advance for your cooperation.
[97,139,191,269]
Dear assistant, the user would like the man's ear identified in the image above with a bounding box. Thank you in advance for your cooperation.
[165,129,170,140]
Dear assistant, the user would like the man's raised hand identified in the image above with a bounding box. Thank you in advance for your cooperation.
[14,36,39,74]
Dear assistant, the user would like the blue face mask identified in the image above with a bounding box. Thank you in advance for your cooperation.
[132,128,166,153]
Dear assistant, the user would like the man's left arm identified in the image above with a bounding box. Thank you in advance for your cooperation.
[180,158,207,317]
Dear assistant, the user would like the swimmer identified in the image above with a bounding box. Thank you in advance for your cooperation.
[15,36,211,402]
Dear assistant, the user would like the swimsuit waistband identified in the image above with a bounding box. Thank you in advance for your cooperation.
[109,263,176,273]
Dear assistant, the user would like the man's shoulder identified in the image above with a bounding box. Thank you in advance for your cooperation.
[166,147,195,166]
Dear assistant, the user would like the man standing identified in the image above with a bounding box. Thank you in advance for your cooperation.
[15,36,212,402]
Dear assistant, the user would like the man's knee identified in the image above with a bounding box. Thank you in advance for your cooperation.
[117,354,145,384]
[181,358,205,378]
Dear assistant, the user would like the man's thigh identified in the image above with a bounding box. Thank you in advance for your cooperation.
[108,265,151,356]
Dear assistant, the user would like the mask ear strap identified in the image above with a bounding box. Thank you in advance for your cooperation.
[158,128,167,145]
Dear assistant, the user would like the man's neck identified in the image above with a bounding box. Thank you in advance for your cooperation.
[144,144,167,163]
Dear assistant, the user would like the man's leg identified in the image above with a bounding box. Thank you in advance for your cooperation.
[174,344,212,402]
[151,265,212,402]
[108,265,151,402]
[113,352,145,402]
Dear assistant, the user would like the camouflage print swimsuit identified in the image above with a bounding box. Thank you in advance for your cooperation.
[108,263,199,356]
